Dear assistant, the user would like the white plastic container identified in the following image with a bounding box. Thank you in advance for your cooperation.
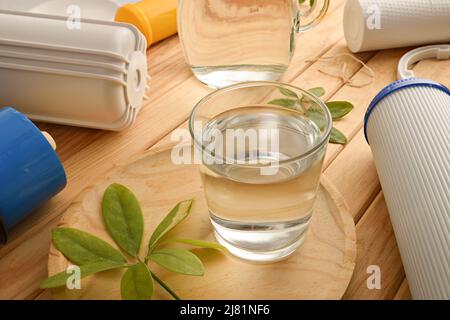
[0,0,140,21]
[364,78,450,300]
[0,10,148,130]
[343,0,450,53]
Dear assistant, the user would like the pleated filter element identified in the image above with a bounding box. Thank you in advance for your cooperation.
[343,0,450,52]
[364,78,450,300]
[0,10,148,130]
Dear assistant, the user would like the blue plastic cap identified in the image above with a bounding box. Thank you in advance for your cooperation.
[0,107,67,244]
[364,78,450,143]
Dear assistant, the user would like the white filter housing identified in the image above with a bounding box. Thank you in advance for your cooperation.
[0,0,141,21]
[365,78,450,300]
[343,0,450,52]
[0,10,148,130]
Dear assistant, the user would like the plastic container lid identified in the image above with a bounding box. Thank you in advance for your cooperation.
[397,45,450,80]
[115,0,177,48]
[364,78,450,143]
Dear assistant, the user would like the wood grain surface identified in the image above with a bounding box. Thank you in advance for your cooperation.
[1,0,448,299]
[48,147,356,300]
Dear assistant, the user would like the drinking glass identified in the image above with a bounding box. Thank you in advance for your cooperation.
[178,0,330,88]
[189,82,332,262]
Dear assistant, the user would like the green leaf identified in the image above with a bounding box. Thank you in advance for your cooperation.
[121,262,154,300]
[301,87,325,104]
[52,228,126,265]
[298,0,306,4]
[308,87,325,97]
[102,183,144,257]
[40,261,126,289]
[330,127,347,145]
[268,98,298,109]
[148,200,194,251]
[326,101,354,120]
[161,238,227,251]
[278,87,299,98]
[149,248,204,276]
[306,108,326,131]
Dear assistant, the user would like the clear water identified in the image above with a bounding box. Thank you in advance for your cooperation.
[178,0,297,88]
[191,65,288,89]
[199,106,325,262]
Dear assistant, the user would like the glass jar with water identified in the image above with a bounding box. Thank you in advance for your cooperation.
[178,0,330,88]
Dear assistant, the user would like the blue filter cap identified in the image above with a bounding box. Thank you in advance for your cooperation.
[0,107,67,243]
[364,78,450,143]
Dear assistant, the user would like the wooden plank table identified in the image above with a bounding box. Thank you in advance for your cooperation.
[1,0,449,300]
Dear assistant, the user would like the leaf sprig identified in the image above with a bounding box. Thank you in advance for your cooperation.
[41,183,226,300]
[268,87,353,145]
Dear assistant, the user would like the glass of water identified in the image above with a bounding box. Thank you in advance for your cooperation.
[189,82,332,262]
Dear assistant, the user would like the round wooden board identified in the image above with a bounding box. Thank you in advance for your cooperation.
[48,145,356,300]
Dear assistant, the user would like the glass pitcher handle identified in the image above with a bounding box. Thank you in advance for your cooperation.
[295,0,330,32]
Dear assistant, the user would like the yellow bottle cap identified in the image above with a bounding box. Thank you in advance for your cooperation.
[115,0,178,48]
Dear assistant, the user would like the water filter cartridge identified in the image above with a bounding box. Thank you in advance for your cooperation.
[0,0,178,48]
[343,0,450,53]
[364,78,450,300]
[0,10,148,130]
[0,107,67,244]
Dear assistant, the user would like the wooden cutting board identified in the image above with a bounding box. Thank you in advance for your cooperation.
[48,145,357,300]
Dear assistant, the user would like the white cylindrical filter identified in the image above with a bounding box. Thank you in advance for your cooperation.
[364,78,450,300]
[0,10,148,130]
[343,0,450,53]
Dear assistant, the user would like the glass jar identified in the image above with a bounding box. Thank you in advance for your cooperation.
[178,0,330,88]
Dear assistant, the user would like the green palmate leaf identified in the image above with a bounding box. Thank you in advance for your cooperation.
[326,101,354,120]
[268,98,298,109]
[121,262,154,300]
[306,108,326,130]
[330,127,347,145]
[148,200,194,251]
[52,228,126,265]
[40,261,126,289]
[149,248,204,276]
[102,183,144,257]
[162,238,227,251]
[308,87,325,97]
[278,87,299,98]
